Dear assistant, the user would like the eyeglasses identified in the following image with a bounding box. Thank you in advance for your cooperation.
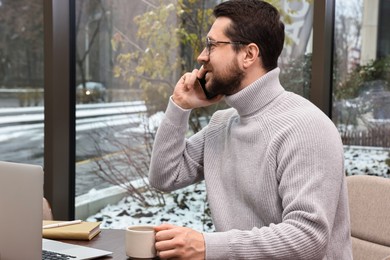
[204,37,247,56]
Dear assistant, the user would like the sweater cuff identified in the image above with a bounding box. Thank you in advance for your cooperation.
[164,96,192,126]
[203,232,231,260]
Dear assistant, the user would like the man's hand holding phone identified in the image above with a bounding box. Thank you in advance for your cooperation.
[172,67,222,109]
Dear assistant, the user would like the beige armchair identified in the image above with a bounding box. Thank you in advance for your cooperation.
[347,175,390,260]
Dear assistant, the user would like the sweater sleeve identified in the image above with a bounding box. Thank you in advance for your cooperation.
[148,97,205,191]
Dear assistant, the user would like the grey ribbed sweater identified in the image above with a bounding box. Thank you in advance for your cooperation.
[149,68,352,259]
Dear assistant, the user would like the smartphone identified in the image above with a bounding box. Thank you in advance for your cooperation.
[197,75,215,99]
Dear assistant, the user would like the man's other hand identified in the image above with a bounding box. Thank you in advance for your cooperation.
[155,223,205,260]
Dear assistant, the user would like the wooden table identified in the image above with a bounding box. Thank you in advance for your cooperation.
[63,229,126,259]
[63,229,159,259]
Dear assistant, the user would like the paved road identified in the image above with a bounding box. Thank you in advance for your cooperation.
[0,101,148,196]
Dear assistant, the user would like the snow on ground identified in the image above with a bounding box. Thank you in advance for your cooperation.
[87,181,214,232]
[344,146,389,176]
[87,145,389,231]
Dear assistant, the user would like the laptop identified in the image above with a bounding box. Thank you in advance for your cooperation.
[0,161,112,260]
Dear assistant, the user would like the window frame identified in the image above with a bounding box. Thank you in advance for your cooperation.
[43,0,76,220]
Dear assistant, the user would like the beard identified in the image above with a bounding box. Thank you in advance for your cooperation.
[206,57,245,97]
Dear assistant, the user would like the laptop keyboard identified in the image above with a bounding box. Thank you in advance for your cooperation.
[42,249,77,259]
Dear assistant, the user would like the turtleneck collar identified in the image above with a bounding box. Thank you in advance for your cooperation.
[224,67,284,117]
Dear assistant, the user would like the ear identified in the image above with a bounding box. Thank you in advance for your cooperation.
[242,43,261,69]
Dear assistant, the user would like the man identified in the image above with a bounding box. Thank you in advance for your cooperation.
[148,0,352,259]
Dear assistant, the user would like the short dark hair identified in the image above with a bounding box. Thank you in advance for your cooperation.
[213,0,285,71]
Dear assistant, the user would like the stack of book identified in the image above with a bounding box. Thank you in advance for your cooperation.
[42,220,101,240]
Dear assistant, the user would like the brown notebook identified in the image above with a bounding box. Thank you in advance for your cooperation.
[42,220,101,240]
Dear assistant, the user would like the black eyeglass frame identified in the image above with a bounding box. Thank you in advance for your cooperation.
[205,37,248,55]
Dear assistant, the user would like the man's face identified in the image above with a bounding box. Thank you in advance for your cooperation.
[197,17,245,97]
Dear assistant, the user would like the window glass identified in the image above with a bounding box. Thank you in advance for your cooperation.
[0,0,44,165]
[75,0,218,221]
[75,0,314,228]
[333,0,390,177]
[279,0,313,98]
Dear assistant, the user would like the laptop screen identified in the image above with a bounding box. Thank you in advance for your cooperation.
[0,161,43,260]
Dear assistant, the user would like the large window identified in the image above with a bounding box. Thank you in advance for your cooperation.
[0,0,44,165]
[74,0,220,220]
[7,0,386,223]
[333,0,390,177]
[74,0,315,228]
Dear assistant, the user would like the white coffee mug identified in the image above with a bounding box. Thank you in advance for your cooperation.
[125,225,156,259]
